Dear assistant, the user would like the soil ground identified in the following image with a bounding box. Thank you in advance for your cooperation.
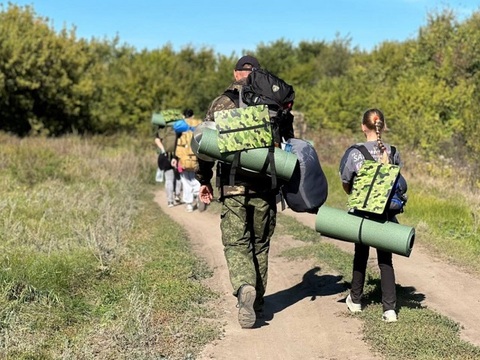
[154,189,480,360]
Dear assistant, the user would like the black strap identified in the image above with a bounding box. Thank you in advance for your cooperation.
[353,144,397,164]
[390,146,396,162]
[229,152,240,186]
[267,148,277,189]
[223,89,240,107]
[352,145,375,161]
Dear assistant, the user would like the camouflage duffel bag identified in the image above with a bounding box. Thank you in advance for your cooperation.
[213,105,273,153]
[348,160,400,215]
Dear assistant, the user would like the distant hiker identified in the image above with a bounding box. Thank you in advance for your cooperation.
[155,129,181,207]
[196,55,295,328]
[339,108,408,323]
[176,109,203,212]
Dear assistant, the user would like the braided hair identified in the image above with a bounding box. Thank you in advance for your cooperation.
[362,108,390,164]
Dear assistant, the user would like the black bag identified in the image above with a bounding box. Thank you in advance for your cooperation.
[242,68,295,110]
[157,153,173,171]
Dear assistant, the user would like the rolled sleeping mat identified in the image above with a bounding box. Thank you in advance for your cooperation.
[192,126,298,181]
[151,113,166,127]
[151,109,184,127]
[315,205,415,257]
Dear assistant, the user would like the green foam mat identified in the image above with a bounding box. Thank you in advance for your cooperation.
[315,205,415,257]
[196,127,298,181]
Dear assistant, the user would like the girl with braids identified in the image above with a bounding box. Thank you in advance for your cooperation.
[339,108,406,323]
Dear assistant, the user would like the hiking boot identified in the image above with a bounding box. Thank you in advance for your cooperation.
[186,204,194,212]
[346,294,362,313]
[237,285,256,328]
[168,202,174,208]
[382,310,397,322]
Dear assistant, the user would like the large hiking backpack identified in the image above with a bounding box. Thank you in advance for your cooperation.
[215,68,295,188]
[176,118,201,171]
[281,138,328,213]
[346,145,407,215]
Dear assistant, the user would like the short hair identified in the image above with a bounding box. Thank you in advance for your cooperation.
[183,109,194,118]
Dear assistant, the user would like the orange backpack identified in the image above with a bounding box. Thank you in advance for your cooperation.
[176,117,201,171]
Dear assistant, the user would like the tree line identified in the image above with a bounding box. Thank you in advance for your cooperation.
[1,4,480,173]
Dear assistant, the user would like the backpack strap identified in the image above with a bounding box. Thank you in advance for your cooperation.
[223,89,240,108]
[267,146,277,189]
[354,144,397,164]
[352,145,375,162]
[390,145,397,164]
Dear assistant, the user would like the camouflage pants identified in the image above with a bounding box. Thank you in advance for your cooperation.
[220,192,277,308]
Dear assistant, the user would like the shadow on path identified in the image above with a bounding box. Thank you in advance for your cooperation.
[362,278,426,311]
[256,266,345,327]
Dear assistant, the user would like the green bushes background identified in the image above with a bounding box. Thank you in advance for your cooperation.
[1,5,480,181]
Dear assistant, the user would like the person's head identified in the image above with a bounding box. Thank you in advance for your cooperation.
[361,108,390,163]
[183,108,194,118]
[233,55,260,81]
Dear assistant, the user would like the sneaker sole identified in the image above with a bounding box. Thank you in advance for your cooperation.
[238,285,256,328]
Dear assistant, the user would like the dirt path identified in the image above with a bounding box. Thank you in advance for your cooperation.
[154,190,480,359]
[285,209,480,347]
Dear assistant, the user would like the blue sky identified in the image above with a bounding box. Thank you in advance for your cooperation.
[5,0,480,55]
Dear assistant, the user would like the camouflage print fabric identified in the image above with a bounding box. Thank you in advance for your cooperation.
[220,193,277,307]
[214,105,272,153]
[151,109,184,126]
[204,81,245,122]
[348,160,400,214]
[160,109,184,123]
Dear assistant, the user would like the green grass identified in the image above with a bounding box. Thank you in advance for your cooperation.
[1,130,480,359]
[0,133,220,359]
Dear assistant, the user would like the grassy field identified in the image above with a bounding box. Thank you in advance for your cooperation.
[0,133,220,359]
[0,131,479,359]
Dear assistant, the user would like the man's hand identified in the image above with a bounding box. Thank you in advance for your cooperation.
[199,184,214,204]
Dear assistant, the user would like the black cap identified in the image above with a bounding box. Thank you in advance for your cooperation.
[235,55,260,71]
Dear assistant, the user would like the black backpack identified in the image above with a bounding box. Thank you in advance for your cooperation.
[242,68,295,110]
[222,69,295,188]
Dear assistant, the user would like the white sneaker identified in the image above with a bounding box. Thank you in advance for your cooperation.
[383,310,397,322]
[346,294,362,313]
[186,204,194,212]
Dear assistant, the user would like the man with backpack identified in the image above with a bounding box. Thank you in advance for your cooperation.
[196,55,295,328]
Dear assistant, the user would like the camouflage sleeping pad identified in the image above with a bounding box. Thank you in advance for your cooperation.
[348,160,400,214]
[214,105,272,153]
